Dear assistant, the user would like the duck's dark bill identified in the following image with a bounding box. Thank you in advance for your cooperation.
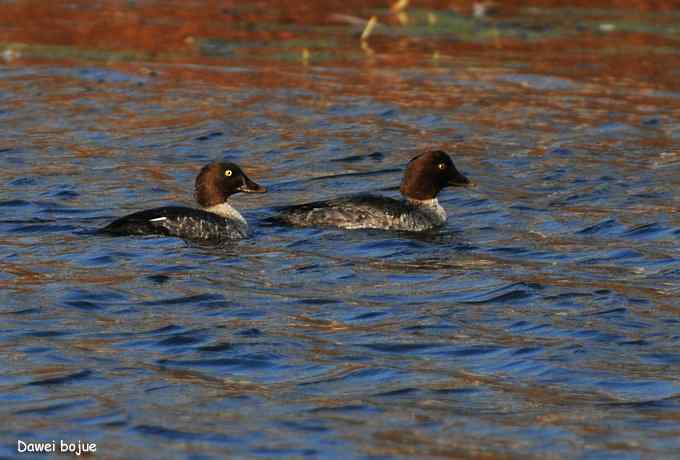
[447,171,471,187]
[238,176,267,193]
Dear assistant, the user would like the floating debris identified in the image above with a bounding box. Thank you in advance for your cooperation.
[390,0,409,14]
[361,40,375,57]
[473,1,498,19]
[2,46,21,62]
[329,13,368,27]
[361,16,378,41]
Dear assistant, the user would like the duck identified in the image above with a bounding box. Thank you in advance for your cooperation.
[272,150,470,231]
[100,162,266,242]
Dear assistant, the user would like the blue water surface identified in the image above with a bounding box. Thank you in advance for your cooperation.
[1,50,680,459]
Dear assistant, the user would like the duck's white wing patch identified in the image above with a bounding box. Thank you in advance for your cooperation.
[150,217,168,222]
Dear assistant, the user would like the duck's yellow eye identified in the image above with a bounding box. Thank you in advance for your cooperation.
[225,170,233,177]
[437,163,446,170]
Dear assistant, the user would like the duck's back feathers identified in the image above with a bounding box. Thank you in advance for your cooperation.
[274,194,444,231]
[100,206,247,242]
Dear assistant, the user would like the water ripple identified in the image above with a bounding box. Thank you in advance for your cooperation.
[2,34,680,459]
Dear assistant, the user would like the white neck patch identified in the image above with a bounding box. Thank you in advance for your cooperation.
[204,202,247,226]
[407,198,447,224]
